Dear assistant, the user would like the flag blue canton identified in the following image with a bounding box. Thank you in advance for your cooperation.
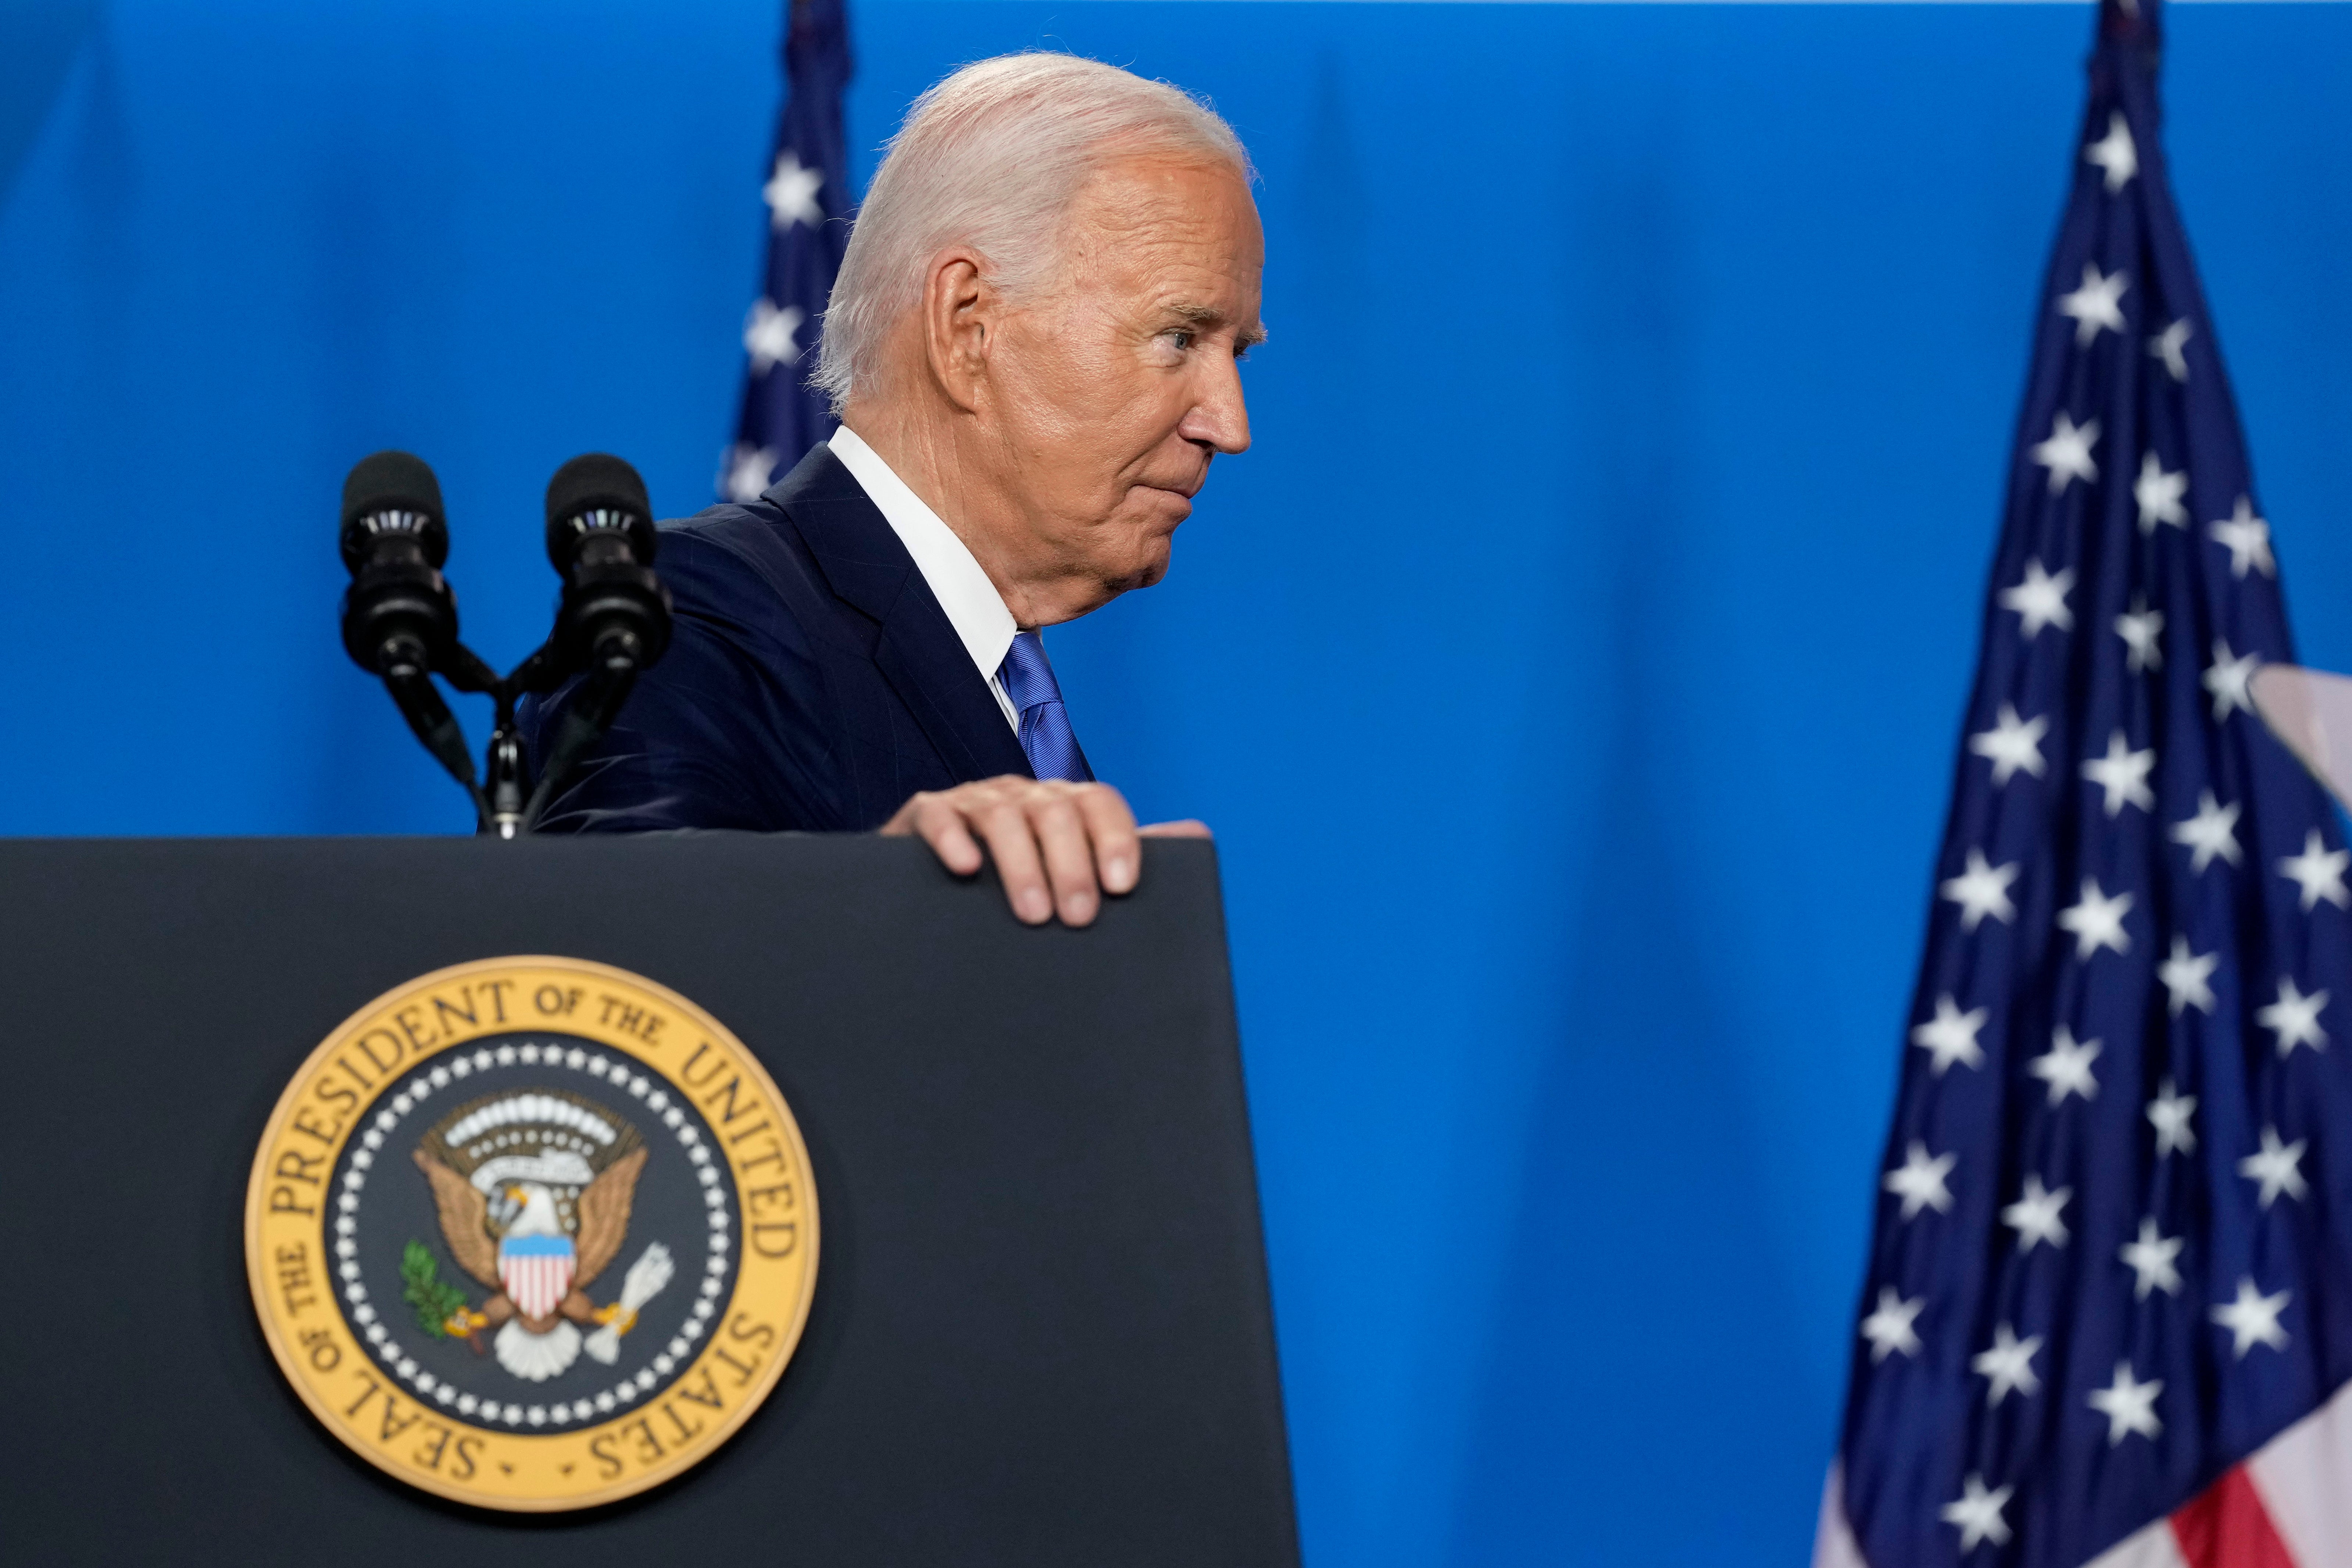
[1833,1,2352,1563]
[722,0,851,503]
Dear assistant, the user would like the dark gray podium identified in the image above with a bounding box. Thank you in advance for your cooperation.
[0,835,1298,1565]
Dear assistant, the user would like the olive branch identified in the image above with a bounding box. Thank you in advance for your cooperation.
[399,1239,471,1338]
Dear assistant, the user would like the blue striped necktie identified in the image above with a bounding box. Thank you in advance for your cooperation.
[997,630,1093,783]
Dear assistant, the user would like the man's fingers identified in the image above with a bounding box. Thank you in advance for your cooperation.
[880,792,987,875]
[1030,790,1105,926]
[1075,785,1142,896]
[918,799,988,875]
[972,799,1054,925]
[884,794,987,876]
[883,780,1183,925]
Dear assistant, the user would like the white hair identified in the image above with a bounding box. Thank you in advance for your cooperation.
[812,53,1251,411]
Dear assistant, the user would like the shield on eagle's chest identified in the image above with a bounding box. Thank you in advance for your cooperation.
[500,1234,576,1320]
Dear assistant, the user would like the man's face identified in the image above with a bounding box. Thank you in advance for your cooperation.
[982,154,1263,616]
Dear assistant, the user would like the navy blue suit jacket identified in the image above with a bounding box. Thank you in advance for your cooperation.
[523,444,1036,833]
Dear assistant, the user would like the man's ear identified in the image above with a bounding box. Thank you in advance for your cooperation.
[920,250,996,414]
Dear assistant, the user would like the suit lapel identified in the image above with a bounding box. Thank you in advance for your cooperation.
[769,447,1033,783]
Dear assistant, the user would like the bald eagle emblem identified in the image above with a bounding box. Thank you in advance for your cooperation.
[410,1089,675,1383]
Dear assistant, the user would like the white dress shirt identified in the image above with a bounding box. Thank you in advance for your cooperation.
[826,424,1020,732]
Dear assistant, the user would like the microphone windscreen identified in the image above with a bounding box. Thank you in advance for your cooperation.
[340,450,447,572]
[544,453,656,568]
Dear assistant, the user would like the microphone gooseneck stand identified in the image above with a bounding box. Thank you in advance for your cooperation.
[338,450,672,839]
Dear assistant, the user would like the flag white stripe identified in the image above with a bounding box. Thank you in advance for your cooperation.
[1812,1464,1869,1568]
[2084,1517,2191,1568]
[2247,1378,2352,1568]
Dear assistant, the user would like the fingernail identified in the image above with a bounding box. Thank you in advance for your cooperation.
[1065,893,1098,926]
[1104,856,1134,891]
[1018,888,1052,924]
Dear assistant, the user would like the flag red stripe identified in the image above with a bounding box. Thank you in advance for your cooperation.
[2171,1467,2299,1568]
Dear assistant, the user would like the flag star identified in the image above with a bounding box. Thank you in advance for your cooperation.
[2058,876,2133,960]
[2081,731,2156,818]
[1912,994,1989,1075]
[2256,975,2328,1057]
[721,442,780,504]
[2085,111,2138,193]
[2278,829,2351,911]
[2028,1025,2102,1106]
[1884,1140,1957,1219]
[2157,936,2219,1017]
[763,150,825,229]
[1972,1325,2044,1407]
[2000,558,2076,638]
[1941,1475,2015,1551]
[2169,790,2241,874]
[2030,414,2101,494]
[2210,1278,2291,1358]
[742,298,806,374]
[2115,597,2166,672]
[2208,497,2276,579]
[2204,639,2260,721]
[1941,849,2021,932]
[2239,1126,2309,1208]
[2148,1079,2198,1157]
[2088,1361,2164,1446]
[2056,264,2130,346]
[1969,703,2048,785]
[2149,318,2192,382]
[2119,1218,2185,1300]
[1860,1286,1926,1363]
[2133,453,2189,534]
[2002,1174,2072,1252]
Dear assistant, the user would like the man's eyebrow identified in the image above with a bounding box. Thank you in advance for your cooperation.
[1168,301,1268,347]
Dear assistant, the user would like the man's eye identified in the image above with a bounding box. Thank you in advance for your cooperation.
[1165,330,1194,351]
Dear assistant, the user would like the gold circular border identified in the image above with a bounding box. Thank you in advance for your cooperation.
[244,956,819,1512]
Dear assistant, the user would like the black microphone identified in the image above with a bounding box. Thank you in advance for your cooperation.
[543,454,672,675]
[340,450,458,679]
[518,454,673,832]
[337,450,483,819]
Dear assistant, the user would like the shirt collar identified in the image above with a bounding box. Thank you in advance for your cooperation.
[826,424,1019,684]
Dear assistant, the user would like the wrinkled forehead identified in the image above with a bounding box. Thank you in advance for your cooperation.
[1053,154,1264,313]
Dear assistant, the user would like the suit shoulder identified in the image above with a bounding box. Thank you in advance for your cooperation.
[659,497,804,554]
[651,501,821,616]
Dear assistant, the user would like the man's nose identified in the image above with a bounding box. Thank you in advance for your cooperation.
[1178,354,1251,456]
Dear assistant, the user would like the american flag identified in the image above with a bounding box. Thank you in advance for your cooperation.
[721,0,852,503]
[1816,1,2352,1564]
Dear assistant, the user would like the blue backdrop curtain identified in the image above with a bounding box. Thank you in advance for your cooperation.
[6,3,2352,1562]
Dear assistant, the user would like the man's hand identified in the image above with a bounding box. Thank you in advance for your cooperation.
[881,776,1209,927]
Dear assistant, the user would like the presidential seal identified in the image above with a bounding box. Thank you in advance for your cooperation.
[244,957,818,1510]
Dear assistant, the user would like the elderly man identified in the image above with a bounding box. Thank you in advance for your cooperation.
[526,54,1262,928]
